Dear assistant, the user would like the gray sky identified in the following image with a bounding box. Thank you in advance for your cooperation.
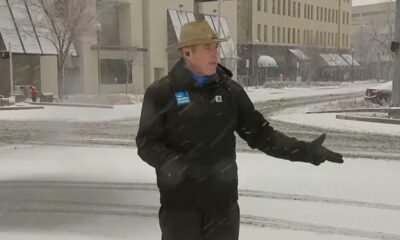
[352,0,394,6]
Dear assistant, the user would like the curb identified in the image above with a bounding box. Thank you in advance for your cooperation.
[307,108,388,114]
[26,102,114,109]
[336,114,400,125]
[0,106,44,111]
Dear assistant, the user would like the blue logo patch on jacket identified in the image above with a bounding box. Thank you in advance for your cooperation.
[175,91,191,106]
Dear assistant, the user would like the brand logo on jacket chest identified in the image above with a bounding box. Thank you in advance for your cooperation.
[175,91,191,106]
[215,95,223,103]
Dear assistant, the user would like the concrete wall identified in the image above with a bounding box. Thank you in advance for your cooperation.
[40,56,58,96]
[142,0,194,88]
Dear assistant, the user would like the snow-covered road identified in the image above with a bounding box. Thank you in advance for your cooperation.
[0,145,399,240]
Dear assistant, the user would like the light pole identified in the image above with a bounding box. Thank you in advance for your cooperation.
[351,47,355,82]
[95,22,102,95]
[391,0,400,106]
[9,42,13,96]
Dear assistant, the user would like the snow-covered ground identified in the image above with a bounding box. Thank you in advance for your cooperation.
[271,101,400,136]
[1,80,398,239]
[0,81,382,123]
[0,145,399,239]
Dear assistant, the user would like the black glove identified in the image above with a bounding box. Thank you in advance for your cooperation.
[307,134,344,166]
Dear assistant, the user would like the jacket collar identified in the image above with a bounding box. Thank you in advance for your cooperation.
[168,58,232,90]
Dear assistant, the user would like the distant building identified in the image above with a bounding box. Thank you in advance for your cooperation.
[237,0,353,84]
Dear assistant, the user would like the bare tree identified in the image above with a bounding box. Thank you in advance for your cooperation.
[369,1,396,80]
[123,44,145,95]
[28,0,114,97]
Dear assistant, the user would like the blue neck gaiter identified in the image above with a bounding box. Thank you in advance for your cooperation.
[192,73,211,88]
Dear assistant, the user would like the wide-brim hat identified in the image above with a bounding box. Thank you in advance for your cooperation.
[167,20,227,51]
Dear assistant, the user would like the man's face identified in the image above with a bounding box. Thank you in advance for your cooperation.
[183,43,220,76]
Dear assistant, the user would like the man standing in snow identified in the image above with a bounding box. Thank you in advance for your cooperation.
[136,20,343,240]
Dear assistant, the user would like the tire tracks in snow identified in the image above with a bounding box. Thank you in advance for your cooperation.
[1,180,399,211]
[0,199,399,240]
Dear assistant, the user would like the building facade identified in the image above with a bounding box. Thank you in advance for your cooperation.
[237,0,353,85]
[0,0,237,97]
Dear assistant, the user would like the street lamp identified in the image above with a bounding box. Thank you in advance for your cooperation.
[95,22,102,95]
[351,47,355,82]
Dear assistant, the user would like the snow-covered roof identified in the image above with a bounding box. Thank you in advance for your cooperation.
[0,0,57,55]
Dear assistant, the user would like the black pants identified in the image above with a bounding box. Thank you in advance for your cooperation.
[159,202,240,240]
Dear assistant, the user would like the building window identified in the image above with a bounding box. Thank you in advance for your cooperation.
[272,0,276,14]
[264,0,268,12]
[257,24,261,41]
[282,27,286,43]
[336,10,339,23]
[328,32,331,46]
[292,28,296,44]
[101,59,132,84]
[298,2,301,18]
[321,7,324,21]
[346,34,349,47]
[283,0,286,15]
[293,1,296,18]
[328,9,331,23]
[324,8,327,22]
[297,29,300,44]
[272,26,276,43]
[343,12,345,24]
[311,5,313,19]
[304,4,307,19]
[316,31,319,45]
[347,12,349,25]
[257,0,262,11]
[277,26,281,43]
[324,32,327,46]
[303,29,306,44]
[288,27,291,44]
[288,0,291,16]
[264,25,268,42]
[317,6,319,20]
[319,32,324,46]
[278,0,281,14]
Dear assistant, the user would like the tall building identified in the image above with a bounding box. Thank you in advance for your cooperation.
[237,0,353,84]
[352,1,395,80]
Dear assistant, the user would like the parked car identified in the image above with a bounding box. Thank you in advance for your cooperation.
[365,81,392,104]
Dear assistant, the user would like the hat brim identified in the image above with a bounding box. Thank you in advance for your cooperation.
[166,37,228,51]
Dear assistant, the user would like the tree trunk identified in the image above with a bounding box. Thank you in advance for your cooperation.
[57,61,65,99]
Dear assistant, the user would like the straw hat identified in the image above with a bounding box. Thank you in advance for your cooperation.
[167,20,227,50]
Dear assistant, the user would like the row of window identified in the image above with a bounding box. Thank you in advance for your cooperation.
[256,0,350,25]
[256,24,350,48]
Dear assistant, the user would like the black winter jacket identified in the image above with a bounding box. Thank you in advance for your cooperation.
[136,59,312,210]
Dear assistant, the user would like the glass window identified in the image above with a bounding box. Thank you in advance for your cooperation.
[264,25,268,42]
[100,59,132,84]
[272,25,275,43]
[264,0,268,12]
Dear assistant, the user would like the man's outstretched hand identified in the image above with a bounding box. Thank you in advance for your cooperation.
[308,134,344,166]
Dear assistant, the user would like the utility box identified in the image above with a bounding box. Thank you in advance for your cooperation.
[40,92,54,102]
